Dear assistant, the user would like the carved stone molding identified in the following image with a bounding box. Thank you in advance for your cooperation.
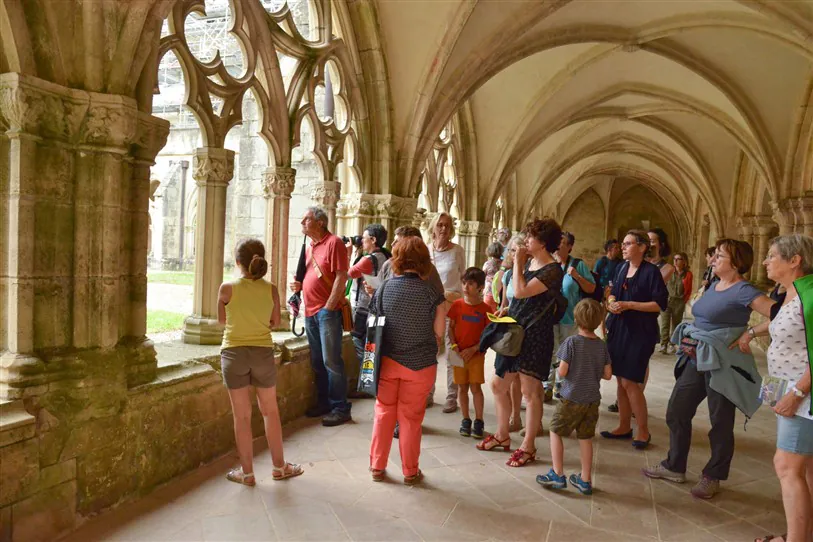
[337,194,419,221]
[458,220,492,236]
[792,195,813,228]
[0,73,168,155]
[750,215,776,235]
[192,148,235,186]
[309,181,342,208]
[263,167,296,199]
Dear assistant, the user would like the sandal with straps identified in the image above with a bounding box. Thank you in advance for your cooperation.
[506,448,536,467]
[272,462,304,481]
[755,535,786,542]
[476,434,511,452]
[226,467,256,486]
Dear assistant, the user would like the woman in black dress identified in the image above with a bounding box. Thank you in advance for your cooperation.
[602,230,668,449]
[477,218,564,468]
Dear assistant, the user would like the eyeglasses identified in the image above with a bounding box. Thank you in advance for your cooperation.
[714,252,730,260]
[621,241,644,247]
[674,257,684,261]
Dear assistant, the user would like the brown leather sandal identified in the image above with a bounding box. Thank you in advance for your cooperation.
[506,448,536,467]
[404,470,423,486]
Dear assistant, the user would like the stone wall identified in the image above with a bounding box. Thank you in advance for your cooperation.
[0,335,357,542]
[562,188,606,266]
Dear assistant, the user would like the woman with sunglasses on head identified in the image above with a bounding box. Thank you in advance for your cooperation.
[601,230,668,450]
[643,239,774,500]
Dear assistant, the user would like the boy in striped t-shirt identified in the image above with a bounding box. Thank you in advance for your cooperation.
[536,299,612,495]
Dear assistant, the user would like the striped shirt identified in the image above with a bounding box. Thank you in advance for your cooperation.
[556,335,611,404]
[372,274,444,371]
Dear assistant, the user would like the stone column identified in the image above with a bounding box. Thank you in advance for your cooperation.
[736,217,755,280]
[263,166,295,330]
[457,220,493,267]
[793,195,813,237]
[0,73,169,398]
[751,216,775,286]
[309,180,342,232]
[182,147,235,345]
[771,200,796,235]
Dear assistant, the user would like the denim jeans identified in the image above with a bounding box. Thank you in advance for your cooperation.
[305,308,350,414]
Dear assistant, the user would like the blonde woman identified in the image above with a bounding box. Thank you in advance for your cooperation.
[428,212,467,413]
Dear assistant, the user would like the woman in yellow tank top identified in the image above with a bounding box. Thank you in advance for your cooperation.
[218,238,303,485]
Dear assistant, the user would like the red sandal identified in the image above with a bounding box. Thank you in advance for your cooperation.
[506,448,536,467]
[476,434,511,452]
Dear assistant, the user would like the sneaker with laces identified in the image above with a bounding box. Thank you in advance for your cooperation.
[691,476,719,499]
[642,462,686,483]
[536,468,567,490]
[472,419,484,439]
[459,418,472,437]
[568,473,593,495]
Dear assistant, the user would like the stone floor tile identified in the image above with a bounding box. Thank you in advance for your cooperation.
[201,510,276,541]
[546,521,654,542]
[267,501,349,541]
[343,517,422,541]
[708,519,774,542]
[353,483,460,526]
[654,506,723,542]
[442,500,552,541]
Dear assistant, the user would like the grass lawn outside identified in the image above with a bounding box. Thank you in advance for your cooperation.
[147,269,235,286]
[146,309,186,334]
[147,271,195,286]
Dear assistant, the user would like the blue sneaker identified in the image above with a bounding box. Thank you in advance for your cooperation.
[536,468,567,490]
[569,473,593,495]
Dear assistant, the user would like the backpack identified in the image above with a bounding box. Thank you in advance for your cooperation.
[568,257,603,303]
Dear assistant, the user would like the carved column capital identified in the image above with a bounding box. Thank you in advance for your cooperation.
[736,215,754,237]
[192,147,235,187]
[457,220,493,237]
[263,167,296,199]
[792,195,813,229]
[309,181,342,208]
[750,215,776,236]
[771,200,796,234]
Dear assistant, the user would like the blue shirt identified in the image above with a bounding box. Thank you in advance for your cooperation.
[594,256,621,289]
[560,257,595,325]
[691,281,762,331]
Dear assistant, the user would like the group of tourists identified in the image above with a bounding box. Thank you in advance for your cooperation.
[213,203,813,542]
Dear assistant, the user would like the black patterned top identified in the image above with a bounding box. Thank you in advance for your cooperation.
[371,274,445,371]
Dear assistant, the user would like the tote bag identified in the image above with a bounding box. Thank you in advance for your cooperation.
[358,282,387,396]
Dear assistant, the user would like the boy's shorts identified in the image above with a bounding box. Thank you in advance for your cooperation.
[550,399,600,439]
[453,354,485,385]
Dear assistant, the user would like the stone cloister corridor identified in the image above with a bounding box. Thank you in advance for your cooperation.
[0,0,812,540]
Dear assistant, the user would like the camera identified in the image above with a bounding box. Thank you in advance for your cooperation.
[342,235,363,248]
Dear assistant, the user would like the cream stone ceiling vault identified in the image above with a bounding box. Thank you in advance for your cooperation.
[375,0,813,235]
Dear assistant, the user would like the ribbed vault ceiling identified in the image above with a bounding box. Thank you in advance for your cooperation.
[375,0,813,234]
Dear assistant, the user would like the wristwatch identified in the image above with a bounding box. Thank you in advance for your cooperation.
[791,386,807,398]
[747,327,756,339]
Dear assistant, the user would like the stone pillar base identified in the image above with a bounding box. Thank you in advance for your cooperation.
[0,353,47,401]
[271,309,293,333]
[182,317,224,345]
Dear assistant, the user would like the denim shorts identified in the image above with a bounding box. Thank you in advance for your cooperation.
[776,415,813,456]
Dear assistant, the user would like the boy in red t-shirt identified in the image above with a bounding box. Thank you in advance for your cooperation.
[447,267,492,439]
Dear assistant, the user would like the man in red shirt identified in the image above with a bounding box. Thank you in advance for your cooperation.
[290,206,351,426]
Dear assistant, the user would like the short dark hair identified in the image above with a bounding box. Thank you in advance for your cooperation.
[523,217,563,253]
[562,231,575,247]
[648,228,671,258]
[716,238,753,275]
[462,267,486,288]
[365,223,387,249]
[626,229,649,245]
[486,242,503,259]
[235,238,268,280]
[604,239,618,252]
[706,246,716,257]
